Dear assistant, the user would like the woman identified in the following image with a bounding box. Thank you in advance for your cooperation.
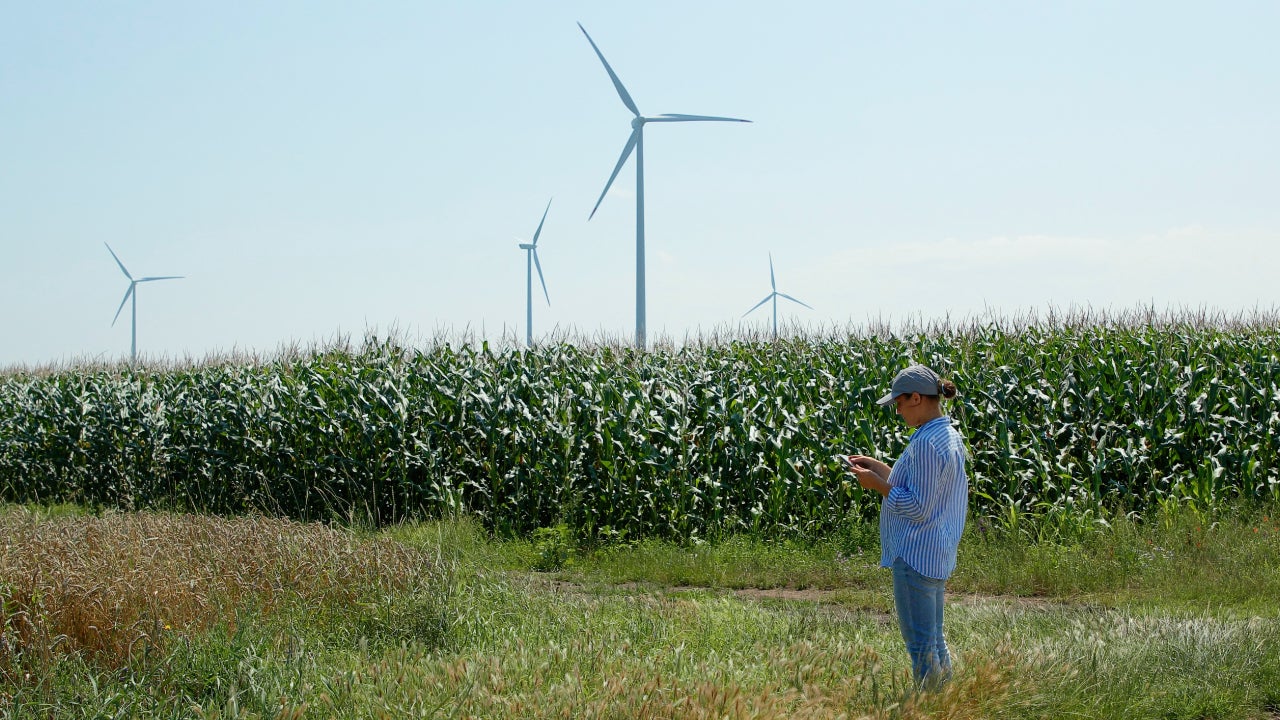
[843,363,967,688]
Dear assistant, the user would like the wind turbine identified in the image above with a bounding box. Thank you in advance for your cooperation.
[578,22,751,349]
[105,243,183,364]
[742,253,813,339]
[518,199,552,347]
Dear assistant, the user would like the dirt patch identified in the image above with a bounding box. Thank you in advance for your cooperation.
[533,576,843,604]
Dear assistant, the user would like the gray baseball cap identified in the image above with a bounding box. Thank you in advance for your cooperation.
[876,364,944,406]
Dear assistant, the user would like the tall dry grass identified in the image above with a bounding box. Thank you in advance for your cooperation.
[0,508,438,677]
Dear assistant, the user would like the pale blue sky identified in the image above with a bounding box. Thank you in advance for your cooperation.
[3,1,1277,366]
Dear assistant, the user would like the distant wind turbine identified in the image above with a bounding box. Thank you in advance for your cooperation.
[104,243,183,364]
[518,199,553,347]
[742,253,812,339]
[578,22,751,349]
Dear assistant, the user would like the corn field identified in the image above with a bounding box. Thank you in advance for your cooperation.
[2,317,1279,539]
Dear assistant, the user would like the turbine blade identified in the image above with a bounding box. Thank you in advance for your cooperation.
[533,250,550,305]
[112,284,134,326]
[138,275,183,282]
[589,128,639,220]
[742,294,773,318]
[769,254,776,291]
[104,243,133,280]
[777,292,814,310]
[649,113,752,123]
[578,23,640,117]
[531,198,552,247]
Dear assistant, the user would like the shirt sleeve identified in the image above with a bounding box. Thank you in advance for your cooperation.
[884,441,952,523]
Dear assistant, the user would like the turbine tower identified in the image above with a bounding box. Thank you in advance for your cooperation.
[105,243,183,364]
[742,253,812,339]
[518,199,552,347]
[579,22,751,349]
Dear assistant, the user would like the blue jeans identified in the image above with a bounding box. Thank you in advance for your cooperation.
[891,557,952,687]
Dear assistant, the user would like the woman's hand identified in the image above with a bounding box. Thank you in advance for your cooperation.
[843,455,892,497]
[847,455,890,480]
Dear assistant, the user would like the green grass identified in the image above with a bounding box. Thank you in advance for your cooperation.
[3,502,1279,718]
[953,504,1280,612]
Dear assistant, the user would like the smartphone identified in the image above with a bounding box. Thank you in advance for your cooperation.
[832,454,856,469]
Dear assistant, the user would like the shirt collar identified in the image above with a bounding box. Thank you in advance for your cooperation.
[912,415,950,434]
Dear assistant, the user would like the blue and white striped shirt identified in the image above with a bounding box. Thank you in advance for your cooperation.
[880,416,968,580]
